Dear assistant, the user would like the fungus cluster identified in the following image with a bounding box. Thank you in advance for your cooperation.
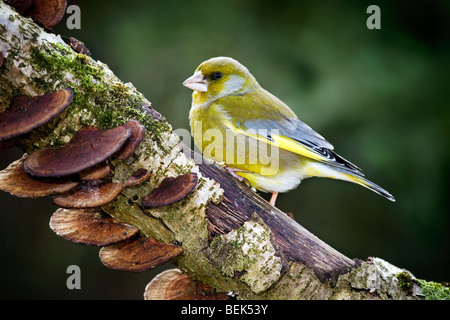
[0,86,201,296]
[0,5,202,296]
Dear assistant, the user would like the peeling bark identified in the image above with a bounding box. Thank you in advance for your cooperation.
[0,2,442,300]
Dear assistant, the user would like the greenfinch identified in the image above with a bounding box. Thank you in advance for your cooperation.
[183,57,395,205]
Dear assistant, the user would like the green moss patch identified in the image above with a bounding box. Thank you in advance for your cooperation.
[418,279,450,300]
[29,43,169,140]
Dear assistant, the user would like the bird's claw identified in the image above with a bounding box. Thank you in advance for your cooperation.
[224,166,252,188]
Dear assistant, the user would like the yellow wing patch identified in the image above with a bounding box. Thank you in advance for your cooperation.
[224,119,328,163]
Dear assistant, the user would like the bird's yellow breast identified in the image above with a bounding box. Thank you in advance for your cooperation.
[189,98,306,193]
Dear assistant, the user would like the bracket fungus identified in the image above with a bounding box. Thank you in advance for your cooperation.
[4,0,32,15]
[142,172,198,208]
[52,181,125,209]
[0,154,79,198]
[117,120,146,160]
[99,237,182,273]
[124,168,151,187]
[50,208,139,246]
[24,126,131,178]
[0,88,73,141]
[144,269,230,300]
[27,0,67,28]
[62,37,91,56]
[79,161,111,181]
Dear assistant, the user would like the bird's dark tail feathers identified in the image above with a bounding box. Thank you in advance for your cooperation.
[340,172,396,202]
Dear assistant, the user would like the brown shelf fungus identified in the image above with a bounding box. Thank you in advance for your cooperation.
[52,181,125,209]
[5,0,32,15]
[78,161,111,181]
[23,126,131,178]
[62,37,91,56]
[124,168,151,187]
[0,154,79,198]
[0,88,73,141]
[142,172,198,208]
[27,0,67,28]
[117,120,146,160]
[99,237,182,273]
[144,268,230,300]
[49,208,139,246]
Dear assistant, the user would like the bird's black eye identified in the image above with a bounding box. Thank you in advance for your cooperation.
[212,72,222,80]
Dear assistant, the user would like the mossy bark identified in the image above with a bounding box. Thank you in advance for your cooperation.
[0,2,443,300]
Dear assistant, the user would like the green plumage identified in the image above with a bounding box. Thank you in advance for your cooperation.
[185,57,395,203]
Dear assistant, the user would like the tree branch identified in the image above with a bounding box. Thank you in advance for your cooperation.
[1,1,443,300]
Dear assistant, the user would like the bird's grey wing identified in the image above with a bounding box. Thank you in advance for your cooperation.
[243,118,363,175]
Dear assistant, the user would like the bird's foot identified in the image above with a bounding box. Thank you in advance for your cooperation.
[224,166,244,181]
[224,166,253,189]
[269,192,278,206]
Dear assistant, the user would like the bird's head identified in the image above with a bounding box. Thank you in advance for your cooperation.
[183,57,259,104]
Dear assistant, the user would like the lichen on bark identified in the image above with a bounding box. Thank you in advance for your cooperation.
[206,213,283,294]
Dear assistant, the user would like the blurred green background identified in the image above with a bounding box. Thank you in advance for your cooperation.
[1,0,449,299]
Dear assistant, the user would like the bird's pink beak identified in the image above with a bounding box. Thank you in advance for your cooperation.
[183,71,208,92]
